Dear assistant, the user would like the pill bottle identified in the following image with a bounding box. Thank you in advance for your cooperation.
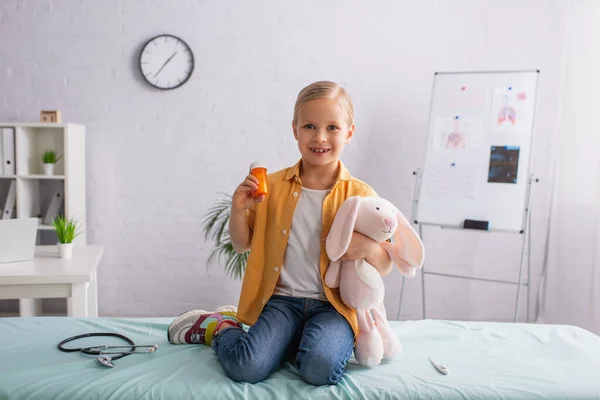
[250,162,268,197]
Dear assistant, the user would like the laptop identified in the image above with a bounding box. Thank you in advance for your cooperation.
[0,218,38,264]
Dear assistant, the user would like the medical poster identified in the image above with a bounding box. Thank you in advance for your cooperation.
[425,161,478,199]
[491,87,531,132]
[433,117,483,150]
[487,146,520,183]
[442,85,487,109]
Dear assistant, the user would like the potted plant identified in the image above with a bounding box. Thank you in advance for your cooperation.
[42,150,62,176]
[51,215,81,259]
[201,193,248,280]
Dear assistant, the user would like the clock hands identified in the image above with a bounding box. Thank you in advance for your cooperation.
[154,52,178,78]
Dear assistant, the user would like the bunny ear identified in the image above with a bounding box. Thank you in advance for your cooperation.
[390,208,425,270]
[326,196,361,261]
[381,241,417,277]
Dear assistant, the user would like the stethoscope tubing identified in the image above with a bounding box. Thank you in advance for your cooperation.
[58,332,158,367]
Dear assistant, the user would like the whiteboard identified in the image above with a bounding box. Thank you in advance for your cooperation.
[414,71,539,233]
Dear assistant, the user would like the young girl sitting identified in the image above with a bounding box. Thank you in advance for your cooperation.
[168,81,392,386]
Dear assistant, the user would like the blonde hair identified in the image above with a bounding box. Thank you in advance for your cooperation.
[293,81,354,127]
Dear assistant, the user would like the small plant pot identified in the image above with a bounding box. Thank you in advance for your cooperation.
[58,242,73,259]
[43,163,55,176]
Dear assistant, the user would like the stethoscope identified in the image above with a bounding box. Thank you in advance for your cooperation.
[58,332,158,368]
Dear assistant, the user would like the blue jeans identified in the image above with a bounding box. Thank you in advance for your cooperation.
[212,295,355,385]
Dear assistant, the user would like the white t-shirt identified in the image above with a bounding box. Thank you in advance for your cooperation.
[273,187,328,300]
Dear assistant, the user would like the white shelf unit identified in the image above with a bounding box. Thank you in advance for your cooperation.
[0,123,87,245]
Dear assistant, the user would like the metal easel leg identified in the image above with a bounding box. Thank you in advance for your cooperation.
[526,190,533,323]
[420,224,426,320]
[397,168,422,321]
[514,175,535,323]
[527,245,531,323]
[526,263,530,322]
[514,227,527,322]
[397,276,406,320]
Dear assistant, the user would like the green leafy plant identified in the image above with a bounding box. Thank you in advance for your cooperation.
[201,193,248,280]
[42,150,62,164]
[51,215,82,244]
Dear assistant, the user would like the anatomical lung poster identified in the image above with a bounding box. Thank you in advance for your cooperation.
[491,87,531,133]
[433,116,483,150]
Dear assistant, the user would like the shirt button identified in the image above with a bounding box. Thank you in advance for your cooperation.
[293,192,299,197]
[282,229,287,235]
[262,299,266,304]
[274,267,279,272]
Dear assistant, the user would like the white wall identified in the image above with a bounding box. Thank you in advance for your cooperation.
[538,0,600,334]
[0,0,568,321]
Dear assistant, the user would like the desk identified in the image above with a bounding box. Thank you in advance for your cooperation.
[0,245,104,317]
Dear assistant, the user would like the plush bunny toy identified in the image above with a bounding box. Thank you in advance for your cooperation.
[325,195,425,367]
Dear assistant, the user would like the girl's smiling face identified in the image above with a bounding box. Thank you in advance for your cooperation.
[293,97,354,169]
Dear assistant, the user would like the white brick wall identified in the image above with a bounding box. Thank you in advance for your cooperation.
[0,0,568,321]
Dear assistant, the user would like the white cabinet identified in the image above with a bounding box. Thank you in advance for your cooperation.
[0,123,86,245]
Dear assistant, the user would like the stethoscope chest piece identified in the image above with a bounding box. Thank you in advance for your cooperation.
[97,356,115,368]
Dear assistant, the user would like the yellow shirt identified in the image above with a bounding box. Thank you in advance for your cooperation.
[237,159,377,338]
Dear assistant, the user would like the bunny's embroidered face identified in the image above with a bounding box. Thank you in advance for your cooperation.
[353,197,399,243]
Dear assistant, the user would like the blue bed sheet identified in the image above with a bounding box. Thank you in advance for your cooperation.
[0,317,599,399]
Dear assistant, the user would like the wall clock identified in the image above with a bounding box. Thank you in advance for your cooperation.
[139,34,194,90]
